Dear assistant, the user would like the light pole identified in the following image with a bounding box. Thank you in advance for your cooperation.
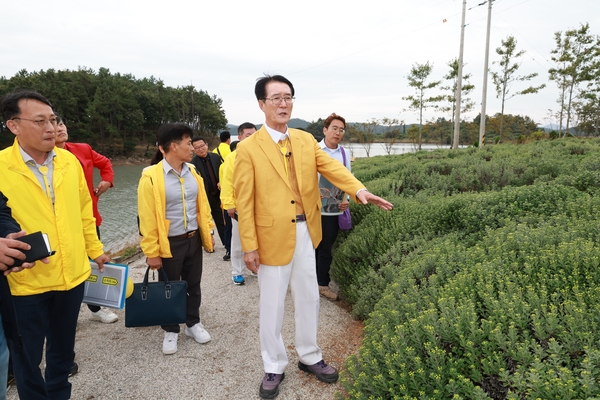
[479,0,493,148]
[453,0,467,149]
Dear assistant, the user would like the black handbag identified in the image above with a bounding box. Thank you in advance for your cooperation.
[125,266,187,328]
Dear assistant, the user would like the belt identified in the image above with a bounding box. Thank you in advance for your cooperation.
[294,214,306,222]
[169,230,197,239]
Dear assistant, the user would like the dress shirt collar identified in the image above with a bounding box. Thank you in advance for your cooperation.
[19,146,55,167]
[162,158,190,176]
[264,124,289,143]
[318,139,341,153]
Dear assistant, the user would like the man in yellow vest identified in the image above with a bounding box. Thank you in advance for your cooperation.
[138,123,215,355]
[220,122,256,285]
[0,89,110,399]
[212,130,231,162]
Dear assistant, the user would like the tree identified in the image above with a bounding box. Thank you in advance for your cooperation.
[0,67,228,156]
[549,23,599,136]
[440,58,475,147]
[305,118,325,141]
[403,61,442,150]
[380,117,403,155]
[347,120,378,157]
[424,117,452,145]
[484,113,538,142]
[575,82,600,136]
[491,35,545,142]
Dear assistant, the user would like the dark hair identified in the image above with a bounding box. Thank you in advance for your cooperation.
[150,123,194,165]
[237,122,257,135]
[192,136,207,144]
[219,131,231,142]
[255,75,295,101]
[229,140,240,152]
[324,113,346,129]
[0,89,53,122]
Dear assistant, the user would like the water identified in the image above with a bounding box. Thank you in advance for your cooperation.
[97,142,457,254]
[342,142,457,158]
[95,165,145,254]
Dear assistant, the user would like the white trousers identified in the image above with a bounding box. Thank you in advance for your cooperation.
[258,222,322,374]
[230,218,244,276]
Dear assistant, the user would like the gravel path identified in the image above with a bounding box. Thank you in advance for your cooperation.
[7,242,363,399]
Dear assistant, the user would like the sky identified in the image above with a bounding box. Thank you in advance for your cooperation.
[1,0,598,128]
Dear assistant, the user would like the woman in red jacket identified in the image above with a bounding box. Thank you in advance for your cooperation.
[55,117,118,325]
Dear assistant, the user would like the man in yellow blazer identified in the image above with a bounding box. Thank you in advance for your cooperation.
[138,123,215,356]
[233,75,393,399]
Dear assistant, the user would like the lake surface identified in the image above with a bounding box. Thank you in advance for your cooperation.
[97,142,457,254]
[341,142,456,158]
[96,165,145,254]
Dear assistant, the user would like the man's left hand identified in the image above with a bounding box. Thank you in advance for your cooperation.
[94,181,112,197]
[357,190,393,211]
[94,253,111,272]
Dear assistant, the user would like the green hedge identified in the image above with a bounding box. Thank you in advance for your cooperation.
[334,139,600,399]
[334,184,584,317]
[342,213,600,399]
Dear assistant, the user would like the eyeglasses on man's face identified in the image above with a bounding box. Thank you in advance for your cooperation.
[263,96,295,105]
[329,126,345,134]
[193,142,208,151]
[11,117,58,128]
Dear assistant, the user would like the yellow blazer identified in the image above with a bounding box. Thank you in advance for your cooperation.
[138,161,215,258]
[233,127,364,266]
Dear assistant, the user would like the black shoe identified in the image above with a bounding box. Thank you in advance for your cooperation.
[223,252,230,261]
[69,362,79,377]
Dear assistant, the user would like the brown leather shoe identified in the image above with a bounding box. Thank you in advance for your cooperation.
[319,286,338,301]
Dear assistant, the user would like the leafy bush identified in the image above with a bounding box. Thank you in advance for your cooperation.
[333,138,600,399]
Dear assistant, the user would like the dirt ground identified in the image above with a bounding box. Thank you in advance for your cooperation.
[7,243,364,399]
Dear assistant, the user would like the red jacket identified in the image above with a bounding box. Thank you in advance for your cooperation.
[63,142,114,226]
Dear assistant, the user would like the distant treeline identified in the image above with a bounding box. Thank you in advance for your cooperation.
[0,67,228,156]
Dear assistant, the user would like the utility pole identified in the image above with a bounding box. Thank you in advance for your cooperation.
[453,0,467,149]
[479,0,493,148]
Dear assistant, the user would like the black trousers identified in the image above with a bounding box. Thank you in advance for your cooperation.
[160,233,203,332]
[315,215,340,287]
[223,211,232,253]
[207,192,226,246]
[87,225,102,313]
[8,282,85,400]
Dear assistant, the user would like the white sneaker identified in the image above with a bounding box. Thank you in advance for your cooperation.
[162,332,178,355]
[90,308,118,323]
[185,323,212,344]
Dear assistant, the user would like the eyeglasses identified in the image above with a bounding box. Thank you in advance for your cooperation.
[193,143,207,151]
[329,126,345,134]
[263,96,295,105]
[11,117,58,127]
